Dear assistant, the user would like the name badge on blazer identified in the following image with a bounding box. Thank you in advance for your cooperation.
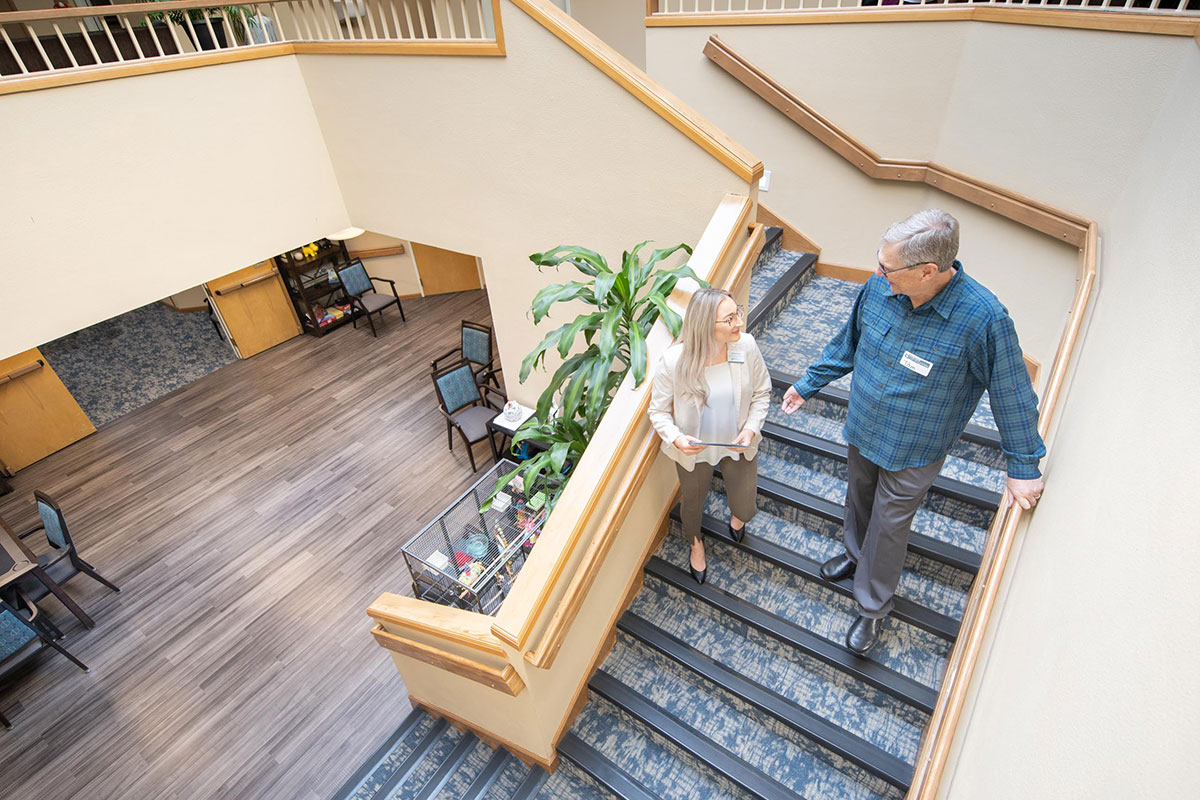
[728,348,746,364]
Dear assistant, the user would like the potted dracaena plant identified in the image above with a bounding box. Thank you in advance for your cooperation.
[483,240,704,511]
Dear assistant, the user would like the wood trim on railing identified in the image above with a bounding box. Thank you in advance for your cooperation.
[489,193,753,653]
[703,36,1090,248]
[507,0,762,183]
[758,202,820,256]
[646,7,1200,37]
[348,245,406,259]
[368,592,509,657]
[370,624,526,695]
[412,695,559,771]
[0,359,44,385]
[0,0,290,22]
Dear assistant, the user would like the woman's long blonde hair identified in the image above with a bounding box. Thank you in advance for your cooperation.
[676,288,734,407]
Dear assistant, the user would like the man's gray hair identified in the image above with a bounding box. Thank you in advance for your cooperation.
[881,209,959,272]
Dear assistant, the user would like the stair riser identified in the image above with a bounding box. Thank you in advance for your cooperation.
[748,261,814,336]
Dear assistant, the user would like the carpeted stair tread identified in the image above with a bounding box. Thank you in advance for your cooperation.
[559,733,659,800]
[601,632,902,800]
[533,756,619,800]
[657,533,949,694]
[750,449,989,556]
[749,240,794,310]
[385,724,467,800]
[347,713,442,800]
[405,732,478,800]
[628,576,926,764]
[488,757,536,800]
[569,692,747,799]
[458,748,510,799]
[429,738,496,799]
[703,489,969,623]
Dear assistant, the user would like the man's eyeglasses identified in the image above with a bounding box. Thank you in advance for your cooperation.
[717,305,746,326]
[877,258,930,276]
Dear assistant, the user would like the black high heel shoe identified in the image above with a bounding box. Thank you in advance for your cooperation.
[729,521,746,543]
[689,561,708,585]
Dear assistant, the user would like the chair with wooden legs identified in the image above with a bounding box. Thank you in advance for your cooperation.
[335,259,405,337]
[430,321,500,389]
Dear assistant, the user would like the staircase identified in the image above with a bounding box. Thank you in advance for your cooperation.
[337,226,1004,800]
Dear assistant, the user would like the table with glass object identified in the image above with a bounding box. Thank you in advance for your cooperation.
[402,459,548,615]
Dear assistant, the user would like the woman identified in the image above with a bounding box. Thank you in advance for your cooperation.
[649,288,772,584]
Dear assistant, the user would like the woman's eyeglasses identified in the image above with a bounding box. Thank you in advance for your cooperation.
[717,305,746,326]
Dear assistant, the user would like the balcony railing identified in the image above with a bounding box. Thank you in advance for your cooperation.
[0,0,499,79]
[648,0,1199,16]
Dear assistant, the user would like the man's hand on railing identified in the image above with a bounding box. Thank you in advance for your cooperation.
[1006,476,1044,510]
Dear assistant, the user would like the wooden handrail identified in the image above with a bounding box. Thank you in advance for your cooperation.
[0,0,292,23]
[212,271,276,296]
[368,592,508,657]
[0,359,44,384]
[490,193,754,653]
[370,625,526,696]
[524,221,766,670]
[645,7,1200,38]
[703,35,1090,247]
[508,0,762,183]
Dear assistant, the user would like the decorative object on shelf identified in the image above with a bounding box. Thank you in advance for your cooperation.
[503,401,523,422]
[481,240,702,512]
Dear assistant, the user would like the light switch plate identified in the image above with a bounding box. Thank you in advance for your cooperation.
[758,170,772,192]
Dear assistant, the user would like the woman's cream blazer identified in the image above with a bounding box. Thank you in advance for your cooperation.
[648,332,773,471]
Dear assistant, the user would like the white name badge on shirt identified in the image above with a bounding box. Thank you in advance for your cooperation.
[728,348,745,364]
[900,350,933,377]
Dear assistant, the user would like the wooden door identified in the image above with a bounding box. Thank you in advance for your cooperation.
[0,348,95,472]
[411,242,482,295]
[206,261,301,358]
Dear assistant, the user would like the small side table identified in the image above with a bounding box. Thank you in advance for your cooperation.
[487,403,536,463]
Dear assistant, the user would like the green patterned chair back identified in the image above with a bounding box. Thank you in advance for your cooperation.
[434,363,480,415]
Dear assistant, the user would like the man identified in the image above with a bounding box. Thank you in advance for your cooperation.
[782,209,1045,655]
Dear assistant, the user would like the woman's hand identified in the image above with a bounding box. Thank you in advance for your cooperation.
[674,436,705,456]
[732,429,755,449]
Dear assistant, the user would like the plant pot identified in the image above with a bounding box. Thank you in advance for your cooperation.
[185,17,228,51]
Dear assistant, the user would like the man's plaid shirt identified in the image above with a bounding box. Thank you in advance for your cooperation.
[792,263,1045,479]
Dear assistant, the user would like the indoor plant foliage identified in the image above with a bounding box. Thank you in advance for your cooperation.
[485,241,703,510]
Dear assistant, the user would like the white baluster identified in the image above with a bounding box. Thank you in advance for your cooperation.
[387,0,404,39]
[445,0,459,38]
[363,0,382,39]
[74,19,103,65]
[431,0,445,38]
[1,25,30,73]
[52,22,80,67]
[416,0,431,39]
[181,11,203,54]
[403,0,417,38]
[23,21,56,69]
[201,12,221,50]
[459,0,472,38]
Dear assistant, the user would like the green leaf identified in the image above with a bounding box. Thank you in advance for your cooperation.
[585,350,617,423]
[529,281,593,324]
[519,325,569,383]
[556,312,603,359]
[628,320,648,386]
[638,242,692,285]
[559,361,591,421]
[481,465,523,511]
[593,272,617,307]
[549,441,570,474]
[536,351,592,421]
[643,293,683,337]
[529,246,609,277]
[597,306,622,360]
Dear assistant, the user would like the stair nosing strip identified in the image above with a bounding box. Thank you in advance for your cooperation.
[370,717,451,800]
[720,466,982,574]
[759,420,1002,510]
[328,708,428,800]
[679,509,959,640]
[462,748,510,800]
[747,251,818,332]
[588,670,806,800]
[768,368,1002,449]
[411,732,478,800]
[558,733,659,800]
[617,611,914,789]
[644,556,938,714]
[509,764,550,800]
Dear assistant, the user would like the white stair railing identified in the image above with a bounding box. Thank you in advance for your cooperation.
[650,0,1199,15]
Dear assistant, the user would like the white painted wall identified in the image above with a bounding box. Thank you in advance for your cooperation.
[646,19,1200,797]
[569,0,649,69]
[0,55,350,358]
[296,5,751,407]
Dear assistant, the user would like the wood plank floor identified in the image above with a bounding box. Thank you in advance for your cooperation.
[0,290,501,800]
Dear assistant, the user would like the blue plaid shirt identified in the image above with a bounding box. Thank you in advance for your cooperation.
[792,262,1045,479]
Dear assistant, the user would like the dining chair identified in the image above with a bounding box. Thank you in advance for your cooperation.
[0,590,88,729]
[18,490,120,599]
[430,321,500,389]
[335,259,405,337]
[431,360,504,472]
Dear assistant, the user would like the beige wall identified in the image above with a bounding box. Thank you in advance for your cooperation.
[0,54,349,359]
[645,22,1077,377]
[648,19,1200,796]
[943,46,1200,800]
[348,231,422,297]
[296,4,751,408]
[569,0,648,69]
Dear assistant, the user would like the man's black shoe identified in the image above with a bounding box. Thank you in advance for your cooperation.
[846,615,883,656]
[819,553,856,582]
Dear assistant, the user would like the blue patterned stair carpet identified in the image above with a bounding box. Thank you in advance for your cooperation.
[339,242,1014,799]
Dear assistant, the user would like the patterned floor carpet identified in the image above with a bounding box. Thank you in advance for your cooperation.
[41,302,236,428]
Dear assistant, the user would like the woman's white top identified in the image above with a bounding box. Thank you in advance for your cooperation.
[695,363,741,465]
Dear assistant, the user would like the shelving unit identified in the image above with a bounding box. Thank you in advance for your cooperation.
[274,238,356,337]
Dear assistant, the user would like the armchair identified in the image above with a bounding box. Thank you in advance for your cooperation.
[17,490,120,603]
[430,321,500,389]
[0,589,88,728]
[335,259,406,337]
[431,360,505,472]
